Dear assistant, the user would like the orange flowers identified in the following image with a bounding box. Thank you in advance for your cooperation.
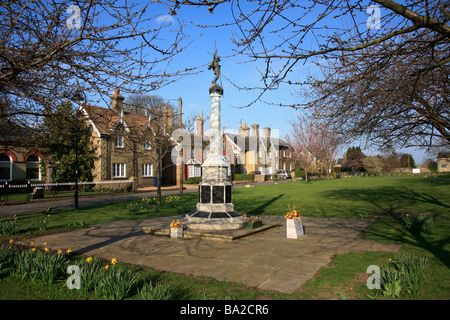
[285,204,301,219]
[170,220,182,229]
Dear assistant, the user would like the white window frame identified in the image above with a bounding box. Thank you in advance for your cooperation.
[142,163,153,177]
[26,154,41,181]
[189,165,201,178]
[115,135,123,148]
[112,163,126,178]
[143,142,151,150]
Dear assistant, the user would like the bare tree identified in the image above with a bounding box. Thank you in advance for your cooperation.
[164,0,449,149]
[127,96,177,205]
[0,1,197,124]
[286,113,340,180]
[285,116,319,182]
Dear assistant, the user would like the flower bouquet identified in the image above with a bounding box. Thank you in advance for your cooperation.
[170,220,183,239]
[243,215,263,229]
[285,205,304,238]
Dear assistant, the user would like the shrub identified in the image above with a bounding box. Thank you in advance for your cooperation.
[32,215,51,231]
[77,256,104,294]
[184,177,202,184]
[401,212,433,234]
[126,203,142,215]
[234,174,254,181]
[11,246,68,284]
[380,253,428,298]
[140,197,158,210]
[137,280,174,300]
[0,244,17,272]
[164,196,183,208]
[36,250,69,284]
[0,217,18,235]
[95,265,140,300]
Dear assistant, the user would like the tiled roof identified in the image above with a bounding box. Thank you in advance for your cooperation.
[82,104,149,136]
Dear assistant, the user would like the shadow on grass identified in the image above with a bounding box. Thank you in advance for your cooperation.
[322,186,450,269]
[244,194,285,216]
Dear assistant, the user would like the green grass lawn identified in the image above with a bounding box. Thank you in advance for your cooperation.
[1,175,449,300]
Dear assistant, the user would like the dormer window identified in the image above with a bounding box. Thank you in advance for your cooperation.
[115,135,123,148]
[144,142,151,150]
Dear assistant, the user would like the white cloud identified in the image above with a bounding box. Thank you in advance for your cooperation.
[155,15,174,24]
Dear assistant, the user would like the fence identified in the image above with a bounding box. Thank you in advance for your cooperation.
[0,180,133,204]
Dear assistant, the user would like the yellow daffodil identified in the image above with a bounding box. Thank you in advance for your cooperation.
[58,249,63,254]
[105,265,109,270]
[86,257,93,263]
[32,248,36,252]
[66,249,72,254]
[111,258,117,265]
[9,239,13,244]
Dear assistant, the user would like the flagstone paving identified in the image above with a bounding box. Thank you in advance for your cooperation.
[33,215,401,294]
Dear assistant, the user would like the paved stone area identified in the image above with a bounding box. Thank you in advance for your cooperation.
[33,215,400,294]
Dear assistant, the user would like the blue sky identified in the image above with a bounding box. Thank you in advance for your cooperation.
[98,2,430,164]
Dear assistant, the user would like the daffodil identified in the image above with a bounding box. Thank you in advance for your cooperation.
[86,257,93,263]
[111,258,117,265]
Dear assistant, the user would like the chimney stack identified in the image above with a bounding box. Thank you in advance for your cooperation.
[263,127,271,137]
[251,124,259,137]
[196,110,204,136]
[110,89,124,114]
[239,123,250,137]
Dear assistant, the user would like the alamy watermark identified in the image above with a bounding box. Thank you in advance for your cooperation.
[366,265,381,289]
[66,4,81,30]
[66,265,81,290]
[366,5,381,30]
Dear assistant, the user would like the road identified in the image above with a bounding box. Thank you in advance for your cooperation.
[0,180,293,218]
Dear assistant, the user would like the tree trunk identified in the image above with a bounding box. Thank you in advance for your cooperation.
[156,146,162,206]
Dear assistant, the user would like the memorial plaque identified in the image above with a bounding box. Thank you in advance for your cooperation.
[201,185,211,203]
[213,186,224,203]
[225,185,232,203]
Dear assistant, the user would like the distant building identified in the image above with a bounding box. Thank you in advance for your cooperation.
[223,123,293,176]
[0,119,44,182]
[82,89,176,188]
[437,152,450,173]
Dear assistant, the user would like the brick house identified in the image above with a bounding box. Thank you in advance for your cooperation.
[82,90,176,188]
[223,123,293,176]
[0,119,44,182]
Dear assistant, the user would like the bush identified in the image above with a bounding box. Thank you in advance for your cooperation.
[95,265,140,300]
[0,244,17,271]
[10,246,68,284]
[0,217,18,235]
[381,253,428,298]
[126,203,142,215]
[184,177,202,184]
[77,256,104,294]
[234,174,254,181]
[137,280,174,300]
[32,215,51,231]
[401,212,433,234]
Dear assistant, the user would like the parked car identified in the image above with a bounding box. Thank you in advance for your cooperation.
[248,171,261,175]
[275,170,292,179]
